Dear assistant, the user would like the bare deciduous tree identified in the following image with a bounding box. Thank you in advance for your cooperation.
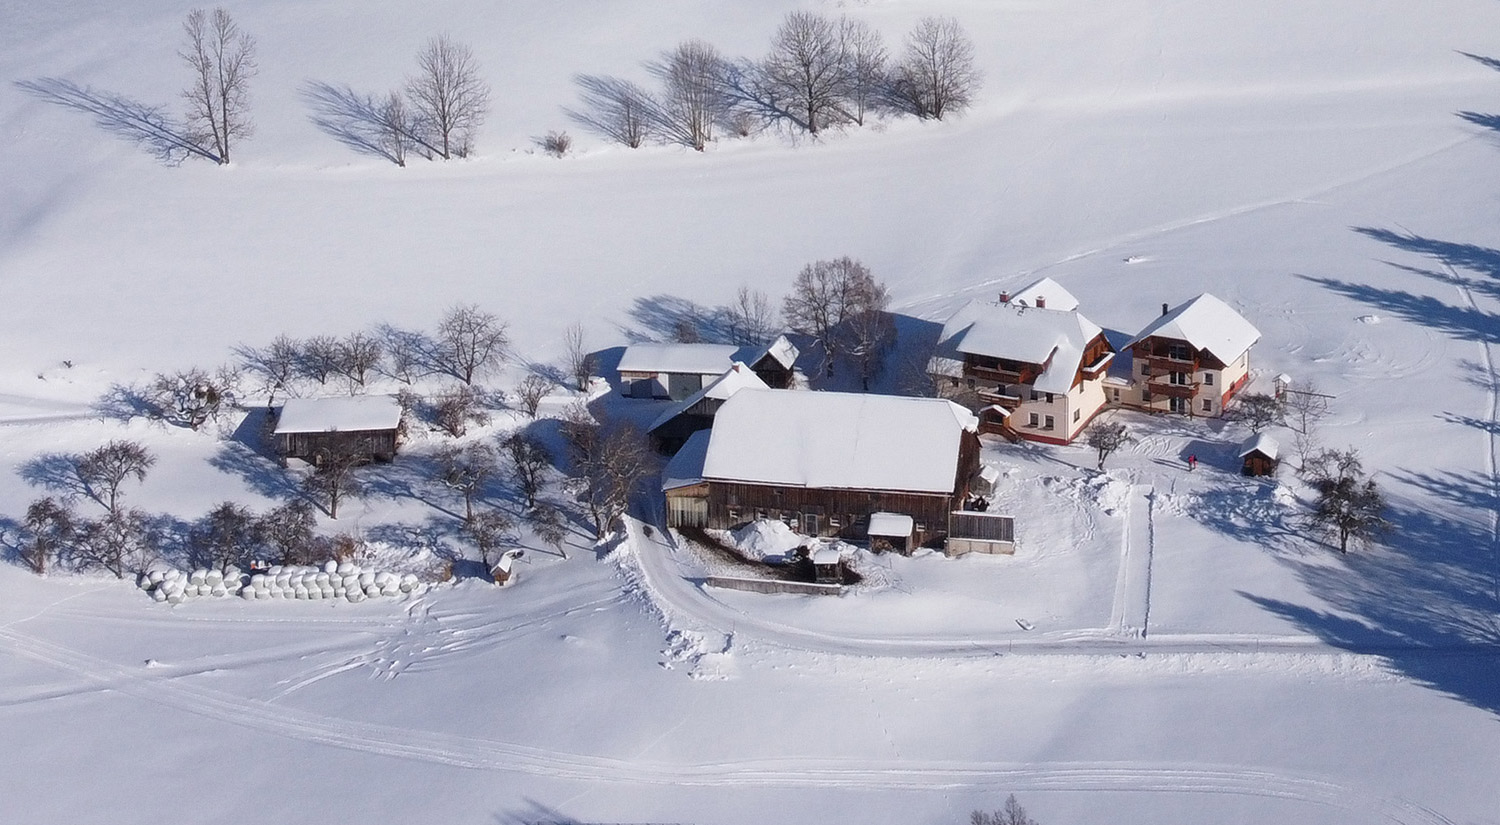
[565,416,655,540]
[76,441,156,516]
[727,285,777,347]
[149,366,236,430]
[466,510,514,569]
[526,502,569,559]
[334,331,383,390]
[180,7,258,164]
[1084,419,1134,470]
[838,305,895,391]
[1234,392,1284,434]
[563,322,596,392]
[258,499,317,565]
[298,335,340,386]
[763,11,848,134]
[837,16,887,125]
[515,374,554,418]
[1282,379,1331,467]
[377,325,431,385]
[432,384,490,437]
[895,16,980,120]
[502,431,551,509]
[303,443,363,519]
[782,257,886,376]
[653,40,730,150]
[378,91,415,166]
[406,34,491,160]
[436,442,497,523]
[1301,448,1388,554]
[435,303,509,385]
[971,794,1041,825]
[77,508,153,579]
[569,74,656,148]
[239,334,301,403]
[23,497,75,575]
[193,501,262,570]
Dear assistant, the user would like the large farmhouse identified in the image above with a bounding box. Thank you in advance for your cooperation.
[272,395,403,464]
[647,361,768,454]
[618,335,799,400]
[930,277,1115,444]
[662,389,981,550]
[1117,294,1261,417]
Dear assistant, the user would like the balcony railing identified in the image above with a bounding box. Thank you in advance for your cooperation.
[1145,379,1198,399]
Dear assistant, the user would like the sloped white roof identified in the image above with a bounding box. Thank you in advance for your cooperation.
[936,299,1105,396]
[618,343,742,375]
[702,390,977,495]
[748,335,799,370]
[811,546,844,565]
[274,395,402,435]
[1129,293,1261,364]
[1238,432,1280,460]
[648,362,768,432]
[662,429,711,491]
[1008,277,1080,311]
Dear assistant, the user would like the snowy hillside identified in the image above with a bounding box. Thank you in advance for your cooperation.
[3,1,1500,823]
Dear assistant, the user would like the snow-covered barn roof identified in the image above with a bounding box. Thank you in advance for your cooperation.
[661,429,711,491]
[1238,432,1280,460]
[273,395,403,435]
[936,299,1105,395]
[747,334,799,370]
[1128,293,1261,364]
[617,343,743,376]
[648,362,768,433]
[701,389,977,495]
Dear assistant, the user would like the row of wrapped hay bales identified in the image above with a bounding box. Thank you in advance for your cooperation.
[138,561,423,604]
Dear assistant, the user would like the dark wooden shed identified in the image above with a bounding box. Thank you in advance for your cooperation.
[1239,433,1280,477]
[272,396,403,465]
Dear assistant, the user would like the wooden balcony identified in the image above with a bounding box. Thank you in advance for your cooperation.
[976,389,1024,409]
[967,363,1040,385]
[1138,353,1200,373]
[1146,378,1199,399]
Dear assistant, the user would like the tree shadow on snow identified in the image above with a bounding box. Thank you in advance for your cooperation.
[300,81,402,165]
[14,77,218,164]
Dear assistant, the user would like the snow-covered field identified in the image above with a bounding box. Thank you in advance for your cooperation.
[4,1,1500,822]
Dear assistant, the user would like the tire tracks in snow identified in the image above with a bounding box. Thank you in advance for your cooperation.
[0,626,1454,825]
[1444,267,1500,626]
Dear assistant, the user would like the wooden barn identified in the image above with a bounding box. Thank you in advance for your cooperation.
[662,389,981,552]
[1239,432,1280,477]
[272,396,403,465]
[617,336,800,401]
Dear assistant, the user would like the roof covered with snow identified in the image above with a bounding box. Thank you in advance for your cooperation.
[1128,293,1261,364]
[661,429,711,491]
[617,343,743,376]
[936,299,1106,395]
[1007,276,1080,311]
[648,362,768,433]
[747,334,799,370]
[274,395,403,434]
[702,390,977,495]
[1238,432,1280,460]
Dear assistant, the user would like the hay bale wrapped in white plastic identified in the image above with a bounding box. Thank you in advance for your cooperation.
[250,573,266,589]
[336,561,355,576]
[188,569,206,586]
[314,571,331,588]
[292,586,308,600]
[399,574,418,593]
[358,571,375,588]
[152,588,168,603]
[167,591,184,605]
[240,588,256,600]
[147,569,167,586]
[345,589,364,603]
[323,559,338,574]
[364,584,381,598]
[267,564,283,576]
[205,568,224,586]
[341,575,359,591]
[307,588,323,600]
[211,585,228,597]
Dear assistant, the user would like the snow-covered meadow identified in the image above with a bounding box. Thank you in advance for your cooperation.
[3,0,1500,823]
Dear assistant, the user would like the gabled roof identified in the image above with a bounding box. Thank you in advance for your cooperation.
[936,299,1106,396]
[1128,293,1261,364]
[647,362,768,433]
[617,343,742,376]
[1238,432,1280,461]
[747,334,799,371]
[274,396,403,435]
[1008,276,1080,311]
[701,389,977,495]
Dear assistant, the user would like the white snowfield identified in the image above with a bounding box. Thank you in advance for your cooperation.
[3,1,1500,824]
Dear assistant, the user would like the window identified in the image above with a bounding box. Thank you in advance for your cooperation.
[1044,415,1055,430]
[1111,388,1121,401]
[1202,398,1213,412]
[829,515,841,529]
[967,378,976,389]
[1203,372,1214,386]
[1170,371,1189,386]
[1045,393,1054,403]
[727,507,741,522]
[1140,362,1150,376]
[1028,412,1039,427]
[1073,409,1080,422]
[1168,344,1191,361]
[1030,390,1039,401]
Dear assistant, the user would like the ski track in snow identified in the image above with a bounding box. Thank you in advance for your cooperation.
[1445,267,1500,629]
[0,625,1456,825]
[1109,484,1156,638]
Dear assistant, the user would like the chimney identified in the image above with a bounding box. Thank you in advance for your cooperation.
[999,291,1010,304]
[1036,296,1046,309]
[1161,302,1170,317]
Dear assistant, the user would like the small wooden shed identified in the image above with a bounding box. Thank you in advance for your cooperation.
[272,396,403,465]
[811,546,845,584]
[867,511,914,554]
[1239,432,1280,477]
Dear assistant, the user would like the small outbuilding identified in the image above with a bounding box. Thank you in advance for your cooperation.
[810,546,845,584]
[1239,432,1280,477]
[272,395,403,465]
[867,511,915,554]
